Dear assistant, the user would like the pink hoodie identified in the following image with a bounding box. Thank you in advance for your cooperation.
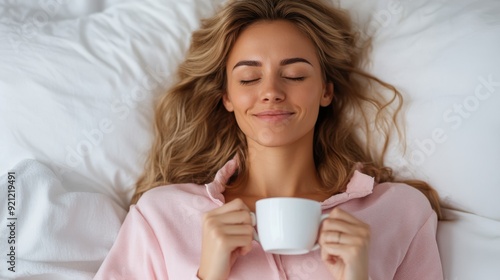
[95,159,443,279]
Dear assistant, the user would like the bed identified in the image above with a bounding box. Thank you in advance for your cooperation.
[0,0,499,279]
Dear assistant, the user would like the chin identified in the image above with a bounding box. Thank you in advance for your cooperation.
[244,127,314,147]
[252,135,302,148]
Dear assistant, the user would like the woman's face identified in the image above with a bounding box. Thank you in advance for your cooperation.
[224,20,333,148]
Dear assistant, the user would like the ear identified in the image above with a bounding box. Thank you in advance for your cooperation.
[222,91,234,112]
[320,82,334,107]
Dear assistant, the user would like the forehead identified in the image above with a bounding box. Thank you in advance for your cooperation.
[227,20,320,66]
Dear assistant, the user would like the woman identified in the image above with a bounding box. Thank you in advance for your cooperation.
[95,0,443,279]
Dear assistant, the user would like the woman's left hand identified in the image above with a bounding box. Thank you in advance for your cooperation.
[318,207,370,280]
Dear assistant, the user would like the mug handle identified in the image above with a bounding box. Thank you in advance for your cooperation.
[311,213,330,251]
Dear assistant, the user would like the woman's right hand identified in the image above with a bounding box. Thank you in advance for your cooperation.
[197,198,255,280]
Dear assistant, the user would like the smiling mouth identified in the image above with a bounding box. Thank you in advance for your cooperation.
[253,111,294,121]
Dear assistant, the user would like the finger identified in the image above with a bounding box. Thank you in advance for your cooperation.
[213,210,254,225]
[218,224,255,236]
[207,198,250,215]
[327,207,362,225]
[319,231,368,246]
[320,218,369,237]
[203,211,254,237]
[320,243,367,263]
[217,225,255,255]
[218,234,254,254]
[319,230,342,244]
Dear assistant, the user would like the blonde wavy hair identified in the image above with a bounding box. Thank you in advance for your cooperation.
[132,0,441,218]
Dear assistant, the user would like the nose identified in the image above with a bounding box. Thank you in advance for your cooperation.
[260,76,285,103]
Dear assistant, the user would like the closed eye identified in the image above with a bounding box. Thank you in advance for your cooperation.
[285,77,305,81]
[239,77,305,85]
[240,78,260,85]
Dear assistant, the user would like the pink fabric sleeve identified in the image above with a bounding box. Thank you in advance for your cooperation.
[393,212,444,280]
[94,206,169,280]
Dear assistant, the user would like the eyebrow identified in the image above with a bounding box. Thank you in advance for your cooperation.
[232,57,312,71]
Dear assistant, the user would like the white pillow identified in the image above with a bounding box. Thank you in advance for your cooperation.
[339,0,500,220]
[0,0,227,209]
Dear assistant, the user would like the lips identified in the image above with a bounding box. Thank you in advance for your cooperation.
[253,110,294,121]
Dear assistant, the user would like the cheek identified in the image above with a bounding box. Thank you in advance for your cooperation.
[295,87,324,122]
[227,89,255,112]
[295,85,324,107]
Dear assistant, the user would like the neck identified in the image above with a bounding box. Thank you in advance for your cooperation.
[242,131,323,198]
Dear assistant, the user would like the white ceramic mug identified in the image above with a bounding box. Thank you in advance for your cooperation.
[254,197,328,255]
